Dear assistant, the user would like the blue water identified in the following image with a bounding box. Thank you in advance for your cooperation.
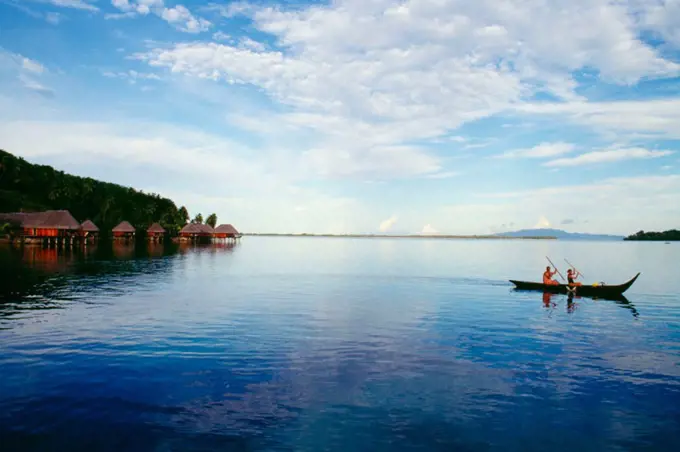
[1,237,679,451]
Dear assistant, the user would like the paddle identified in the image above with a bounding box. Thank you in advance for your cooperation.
[546,256,566,282]
[564,258,583,278]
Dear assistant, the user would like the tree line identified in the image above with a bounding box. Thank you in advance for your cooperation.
[0,149,218,235]
[624,229,680,241]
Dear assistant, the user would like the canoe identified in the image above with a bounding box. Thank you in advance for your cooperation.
[509,272,640,299]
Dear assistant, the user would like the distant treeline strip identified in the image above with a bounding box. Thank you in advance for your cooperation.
[0,149,190,234]
[245,233,557,240]
[624,230,680,241]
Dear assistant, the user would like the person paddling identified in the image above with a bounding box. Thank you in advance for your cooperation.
[567,268,582,287]
[543,266,559,285]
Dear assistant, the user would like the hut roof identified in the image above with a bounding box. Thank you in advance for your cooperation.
[214,224,239,235]
[147,223,166,233]
[0,210,80,230]
[180,223,214,234]
[112,221,135,233]
[81,220,100,232]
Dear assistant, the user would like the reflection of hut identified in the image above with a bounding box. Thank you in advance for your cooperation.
[112,242,135,259]
[177,223,214,243]
[80,220,99,243]
[112,221,135,240]
[147,223,166,242]
[213,224,241,242]
[0,210,81,245]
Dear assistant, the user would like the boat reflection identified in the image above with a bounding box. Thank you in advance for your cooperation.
[540,290,639,318]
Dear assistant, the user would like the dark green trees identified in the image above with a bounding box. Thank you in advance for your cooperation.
[624,230,680,241]
[0,149,187,235]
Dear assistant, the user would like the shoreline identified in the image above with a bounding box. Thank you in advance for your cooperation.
[243,233,557,240]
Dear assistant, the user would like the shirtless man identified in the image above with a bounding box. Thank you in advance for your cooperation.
[543,266,559,285]
[567,268,582,287]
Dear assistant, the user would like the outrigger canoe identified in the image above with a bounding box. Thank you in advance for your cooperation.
[509,272,640,299]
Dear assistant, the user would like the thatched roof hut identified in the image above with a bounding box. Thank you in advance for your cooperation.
[0,210,81,230]
[147,223,166,234]
[112,221,135,238]
[214,224,240,237]
[112,221,135,233]
[179,223,214,236]
[80,220,100,232]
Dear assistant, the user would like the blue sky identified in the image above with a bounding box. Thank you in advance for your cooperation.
[1,0,679,235]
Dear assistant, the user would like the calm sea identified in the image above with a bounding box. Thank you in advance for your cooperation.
[1,237,679,451]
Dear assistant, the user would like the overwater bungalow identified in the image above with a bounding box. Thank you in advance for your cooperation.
[0,210,81,245]
[112,221,135,240]
[177,223,214,243]
[214,224,241,242]
[147,223,166,242]
[80,220,99,243]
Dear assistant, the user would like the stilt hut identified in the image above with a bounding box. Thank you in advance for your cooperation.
[213,224,241,242]
[80,220,99,243]
[112,221,136,241]
[178,223,214,243]
[0,210,81,245]
[147,223,166,242]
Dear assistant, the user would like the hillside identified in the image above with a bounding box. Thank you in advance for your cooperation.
[495,228,624,240]
[0,149,189,234]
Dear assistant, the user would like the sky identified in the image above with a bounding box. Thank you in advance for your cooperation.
[0,0,679,235]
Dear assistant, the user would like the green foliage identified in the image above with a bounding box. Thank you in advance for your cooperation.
[0,149,186,235]
[624,229,680,241]
[192,213,203,224]
[178,206,189,224]
[206,213,217,228]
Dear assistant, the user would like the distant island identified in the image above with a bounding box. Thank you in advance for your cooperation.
[494,228,624,241]
[245,233,556,240]
[624,230,680,241]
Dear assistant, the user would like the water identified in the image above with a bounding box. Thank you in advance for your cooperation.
[1,237,679,451]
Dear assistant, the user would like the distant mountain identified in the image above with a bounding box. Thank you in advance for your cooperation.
[495,228,624,240]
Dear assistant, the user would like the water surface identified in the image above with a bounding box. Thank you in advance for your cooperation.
[1,238,679,451]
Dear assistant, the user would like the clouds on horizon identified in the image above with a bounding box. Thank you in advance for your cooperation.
[0,0,679,234]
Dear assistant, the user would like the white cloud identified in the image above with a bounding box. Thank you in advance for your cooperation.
[31,0,99,11]
[212,31,231,41]
[534,215,552,229]
[102,69,162,82]
[18,74,54,97]
[638,0,680,46]
[301,145,440,179]
[22,57,45,74]
[425,171,459,179]
[545,147,674,167]
[110,0,211,33]
[105,11,137,20]
[0,49,52,96]
[421,224,438,234]
[516,98,680,140]
[45,12,64,24]
[161,5,211,33]
[436,174,680,235]
[379,215,398,233]
[135,0,680,180]
[498,142,575,159]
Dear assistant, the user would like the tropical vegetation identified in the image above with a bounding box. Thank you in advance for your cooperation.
[624,229,680,241]
[0,149,190,235]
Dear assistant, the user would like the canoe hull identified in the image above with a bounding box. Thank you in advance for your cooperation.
[509,273,640,299]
